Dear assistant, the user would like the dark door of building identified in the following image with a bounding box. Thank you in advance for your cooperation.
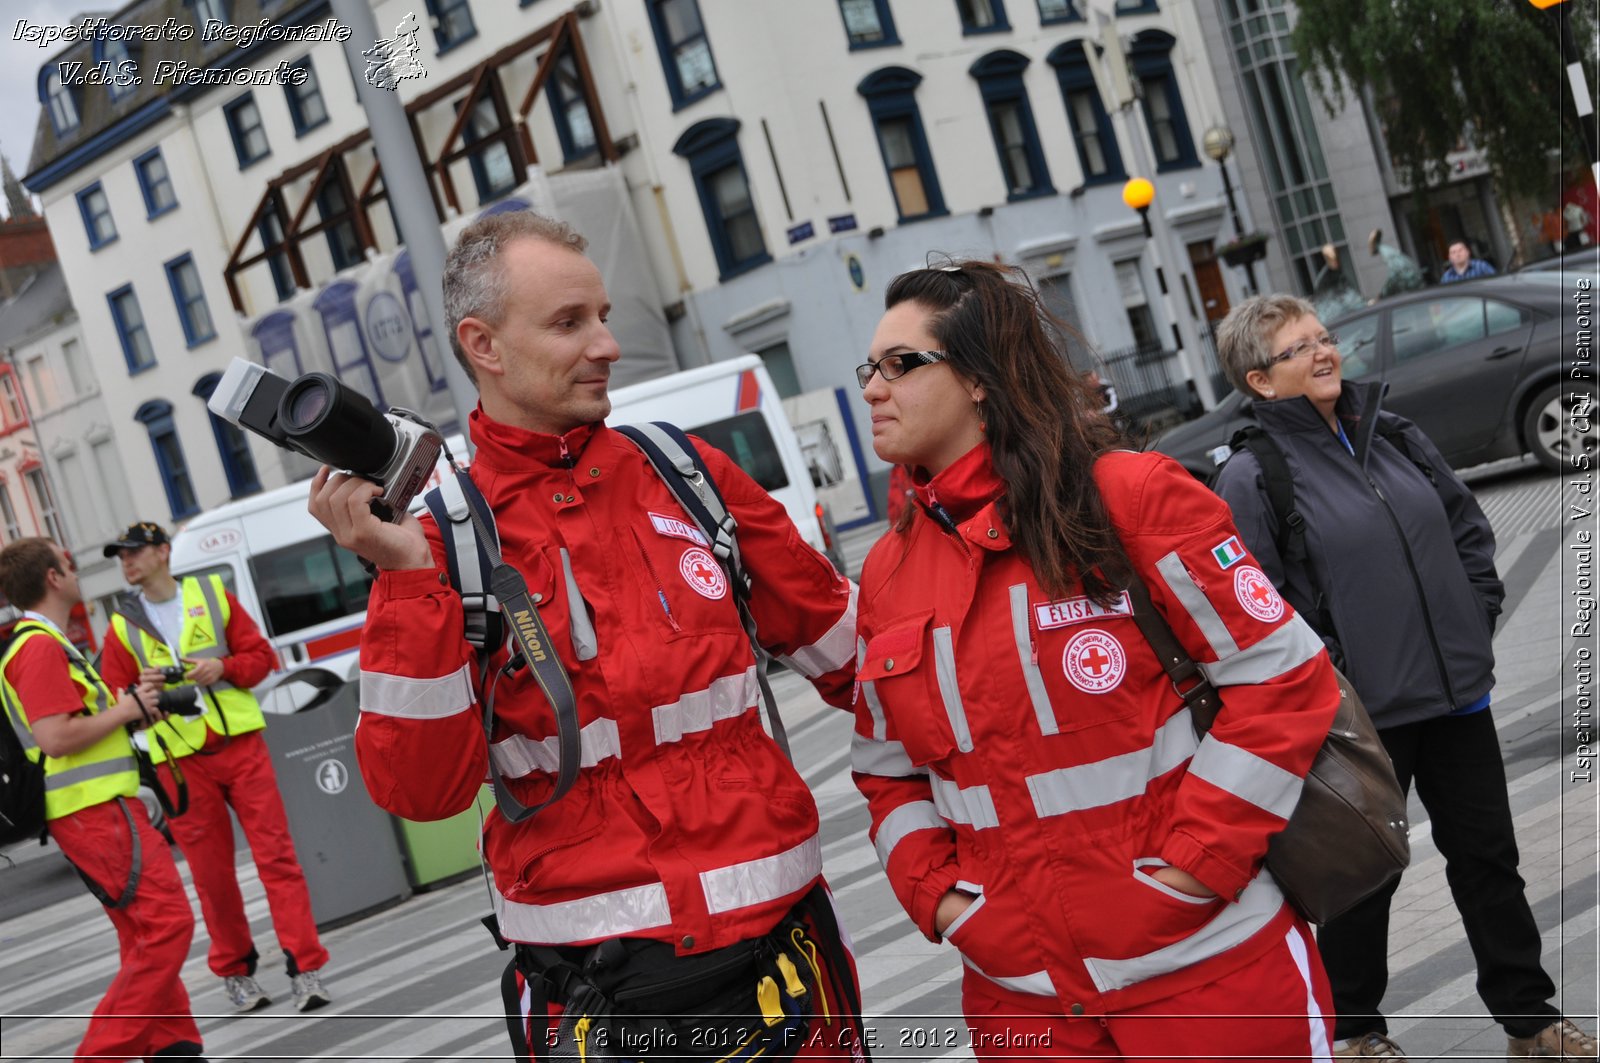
[1188,240,1230,324]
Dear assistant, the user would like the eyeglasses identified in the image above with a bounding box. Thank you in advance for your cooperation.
[1270,332,1339,366]
[855,350,948,389]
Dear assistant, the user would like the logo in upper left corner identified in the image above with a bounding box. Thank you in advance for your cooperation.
[363,13,428,91]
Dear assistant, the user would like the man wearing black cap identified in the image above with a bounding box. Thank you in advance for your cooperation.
[99,522,332,1015]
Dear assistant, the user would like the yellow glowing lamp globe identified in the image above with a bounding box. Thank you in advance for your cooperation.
[1122,177,1155,211]
[1526,0,1568,8]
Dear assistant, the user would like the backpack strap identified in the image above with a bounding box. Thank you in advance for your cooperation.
[428,463,582,824]
[614,422,792,761]
[1229,426,1308,567]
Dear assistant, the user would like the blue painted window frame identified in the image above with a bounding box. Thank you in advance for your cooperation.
[1048,41,1125,186]
[316,181,365,271]
[165,253,216,348]
[547,49,600,163]
[76,182,118,250]
[224,93,271,168]
[1036,0,1083,23]
[1115,0,1160,13]
[460,98,519,204]
[838,0,900,49]
[648,0,721,111]
[1129,30,1198,172]
[94,36,138,101]
[956,0,1010,34]
[425,0,478,53]
[187,0,230,28]
[135,399,199,519]
[108,285,156,374]
[258,211,296,302]
[252,311,305,380]
[284,55,329,136]
[672,119,771,281]
[41,68,80,136]
[970,51,1054,200]
[858,67,948,223]
[194,372,262,498]
[134,148,178,218]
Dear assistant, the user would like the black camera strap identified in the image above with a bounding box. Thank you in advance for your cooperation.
[446,464,582,825]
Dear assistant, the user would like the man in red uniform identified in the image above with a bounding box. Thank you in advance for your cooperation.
[308,211,866,1060]
[98,522,331,1014]
[0,537,206,1062]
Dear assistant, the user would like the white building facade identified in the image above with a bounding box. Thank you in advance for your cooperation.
[26,0,1250,526]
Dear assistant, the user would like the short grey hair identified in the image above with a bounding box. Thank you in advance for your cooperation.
[442,211,588,384]
[1214,293,1317,398]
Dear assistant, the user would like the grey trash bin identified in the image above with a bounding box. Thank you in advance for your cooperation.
[261,668,411,928]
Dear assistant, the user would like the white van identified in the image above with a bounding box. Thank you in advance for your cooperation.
[169,356,840,703]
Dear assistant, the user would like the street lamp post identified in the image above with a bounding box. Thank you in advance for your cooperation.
[1202,124,1259,295]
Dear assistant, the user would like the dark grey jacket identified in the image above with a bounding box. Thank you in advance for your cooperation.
[1213,380,1502,730]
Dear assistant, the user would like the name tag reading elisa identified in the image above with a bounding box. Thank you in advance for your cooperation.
[1034,590,1133,630]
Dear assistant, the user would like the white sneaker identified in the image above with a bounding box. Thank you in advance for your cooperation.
[291,969,331,1012]
[223,973,270,1013]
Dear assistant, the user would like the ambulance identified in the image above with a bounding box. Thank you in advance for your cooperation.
[169,356,842,708]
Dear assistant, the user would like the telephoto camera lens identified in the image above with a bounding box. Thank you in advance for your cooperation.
[154,686,206,718]
[277,373,399,477]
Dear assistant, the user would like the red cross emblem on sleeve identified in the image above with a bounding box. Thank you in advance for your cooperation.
[678,547,729,600]
[1062,629,1127,694]
[1234,565,1285,622]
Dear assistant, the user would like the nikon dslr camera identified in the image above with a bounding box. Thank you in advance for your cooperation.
[207,358,443,522]
[147,665,205,718]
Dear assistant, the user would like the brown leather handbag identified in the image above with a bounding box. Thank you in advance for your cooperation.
[1124,575,1410,925]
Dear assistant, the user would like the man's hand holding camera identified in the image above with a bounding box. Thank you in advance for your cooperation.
[308,465,434,573]
[119,674,170,730]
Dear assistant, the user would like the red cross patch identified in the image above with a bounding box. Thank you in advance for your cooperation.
[1062,628,1127,694]
[678,547,728,600]
[1234,565,1285,622]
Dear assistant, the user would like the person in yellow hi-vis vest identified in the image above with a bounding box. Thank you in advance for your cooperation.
[0,537,208,1062]
[98,521,332,1015]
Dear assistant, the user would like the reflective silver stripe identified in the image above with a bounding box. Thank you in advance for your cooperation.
[1200,615,1323,688]
[491,718,621,777]
[873,800,948,867]
[1010,583,1058,736]
[651,668,757,745]
[1082,868,1285,992]
[4,706,38,752]
[360,664,476,719]
[1028,709,1198,818]
[941,889,985,937]
[1155,551,1238,659]
[778,584,858,678]
[850,732,925,778]
[928,774,1000,830]
[959,957,1056,998]
[857,637,886,742]
[495,881,672,944]
[1188,734,1304,820]
[124,625,154,669]
[932,626,973,752]
[701,833,821,915]
[44,755,139,791]
[560,549,598,662]
[193,576,233,654]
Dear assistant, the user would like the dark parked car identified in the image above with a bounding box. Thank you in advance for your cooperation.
[1153,273,1595,479]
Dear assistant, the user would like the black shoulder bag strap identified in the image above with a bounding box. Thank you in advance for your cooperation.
[1120,575,1224,736]
[613,422,792,760]
[441,462,582,825]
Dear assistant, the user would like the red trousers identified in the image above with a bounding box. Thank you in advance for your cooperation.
[49,798,201,1063]
[156,730,328,978]
[962,917,1334,1062]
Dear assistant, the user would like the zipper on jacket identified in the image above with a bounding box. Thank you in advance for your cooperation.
[922,488,972,559]
[1364,472,1456,707]
[629,527,681,632]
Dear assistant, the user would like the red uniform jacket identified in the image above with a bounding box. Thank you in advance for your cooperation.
[852,445,1338,1013]
[356,410,857,955]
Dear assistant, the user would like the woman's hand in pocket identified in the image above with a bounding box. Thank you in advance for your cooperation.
[934,889,977,936]
[1150,866,1216,899]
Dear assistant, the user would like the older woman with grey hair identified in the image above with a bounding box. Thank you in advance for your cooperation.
[1211,294,1594,1062]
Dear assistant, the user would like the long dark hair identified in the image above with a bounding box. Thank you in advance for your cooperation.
[884,260,1130,602]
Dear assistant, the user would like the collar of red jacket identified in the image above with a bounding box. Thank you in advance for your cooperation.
[468,405,601,471]
[910,442,1012,550]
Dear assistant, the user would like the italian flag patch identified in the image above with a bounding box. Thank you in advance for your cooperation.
[1212,535,1246,569]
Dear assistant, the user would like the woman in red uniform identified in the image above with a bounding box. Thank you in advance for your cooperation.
[850,261,1340,1060]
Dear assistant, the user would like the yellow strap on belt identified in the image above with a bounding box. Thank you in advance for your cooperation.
[775,952,807,999]
[790,928,831,1023]
[574,1016,591,1062]
[757,975,783,1027]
